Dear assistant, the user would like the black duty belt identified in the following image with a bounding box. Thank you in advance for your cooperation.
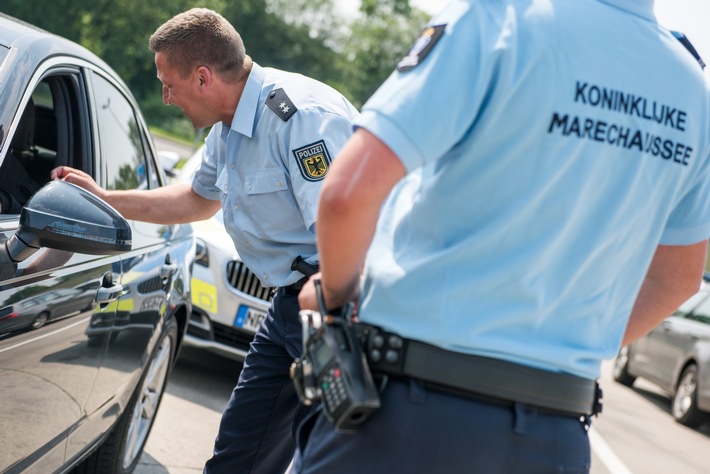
[356,324,602,418]
[282,275,310,295]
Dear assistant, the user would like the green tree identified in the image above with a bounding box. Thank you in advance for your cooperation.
[222,0,343,87]
[334,0,430,107]
[2,0,430,133]
[3,0,222,135]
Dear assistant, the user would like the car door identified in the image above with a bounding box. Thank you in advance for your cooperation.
[0,69,121,473]
[635,290,710,389]
[68,69,186,455]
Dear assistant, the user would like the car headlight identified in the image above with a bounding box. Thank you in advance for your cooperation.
[195,238,209,267]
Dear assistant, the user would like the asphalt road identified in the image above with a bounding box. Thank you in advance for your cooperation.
[153,134,199,164]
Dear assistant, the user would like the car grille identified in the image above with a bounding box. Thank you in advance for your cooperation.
[186,310,254,353]
[212,321,256,351]
[226,260,274,302]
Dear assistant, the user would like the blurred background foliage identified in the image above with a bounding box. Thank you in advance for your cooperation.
[2,0,430,140]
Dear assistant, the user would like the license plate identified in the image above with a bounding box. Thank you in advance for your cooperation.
[234,306,267,332]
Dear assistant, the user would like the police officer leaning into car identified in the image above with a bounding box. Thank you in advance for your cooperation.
[296,0,710,472]
[51,8,358,474]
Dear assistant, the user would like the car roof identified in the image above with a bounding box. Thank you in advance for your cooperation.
[0,13,131,156]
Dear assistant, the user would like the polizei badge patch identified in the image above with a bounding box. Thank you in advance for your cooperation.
[397,24,446,72]
[293,140,331,181]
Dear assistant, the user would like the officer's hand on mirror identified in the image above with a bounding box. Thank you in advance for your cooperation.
[51,166,106,200]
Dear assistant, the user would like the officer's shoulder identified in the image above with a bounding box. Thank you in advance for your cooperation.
[671,30,706,70]
[266,87,298,122]
[266,70,351,122]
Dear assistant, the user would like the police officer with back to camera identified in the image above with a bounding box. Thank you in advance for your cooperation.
[50,7,358,474]
[296,0,710,472]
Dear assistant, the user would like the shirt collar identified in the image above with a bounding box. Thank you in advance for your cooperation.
[596,0,656,21]
[230,62,265,138]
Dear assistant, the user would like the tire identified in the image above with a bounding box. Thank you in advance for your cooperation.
[612,346,636,387]
[671,364,709,428]
[78,316,178,474]
[30,312,49,330]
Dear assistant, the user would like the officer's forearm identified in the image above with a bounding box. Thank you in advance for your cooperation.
[318,199,379,308]
[623,241,706,345]
[105,183,221,224]
[317,129,406,309]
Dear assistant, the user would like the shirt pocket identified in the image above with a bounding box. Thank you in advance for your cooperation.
[244,169,304,237]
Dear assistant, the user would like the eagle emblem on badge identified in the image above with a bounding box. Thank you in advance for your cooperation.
[293,140,331,182]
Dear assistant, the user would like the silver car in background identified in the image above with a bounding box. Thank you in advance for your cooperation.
[179,145,273,361]
[613,279,710,428]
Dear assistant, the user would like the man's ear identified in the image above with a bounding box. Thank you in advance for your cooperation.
[196,65,212,88]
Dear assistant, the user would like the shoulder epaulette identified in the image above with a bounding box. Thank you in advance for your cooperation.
[266,88,298,122]
[671,31,706,70]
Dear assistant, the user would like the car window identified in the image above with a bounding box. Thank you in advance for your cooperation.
[686,293,710,325]
[0,73,83,214]
[673,290,709,318]
[91,72,157,191]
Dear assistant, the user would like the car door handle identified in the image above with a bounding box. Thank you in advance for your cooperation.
[96,283,124,304]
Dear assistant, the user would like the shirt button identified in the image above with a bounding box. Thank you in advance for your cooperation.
[247,185,252,191]
[276,181,282,187]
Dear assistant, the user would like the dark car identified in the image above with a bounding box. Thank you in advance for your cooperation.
[0,14,194,474]
[613,282,710,428]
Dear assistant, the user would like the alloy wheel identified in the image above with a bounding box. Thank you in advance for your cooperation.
[121,335,172,469]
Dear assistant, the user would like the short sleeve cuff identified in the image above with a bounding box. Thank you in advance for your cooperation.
[192,179,221,201]
[355,110,426,172]
[660,223,710,246]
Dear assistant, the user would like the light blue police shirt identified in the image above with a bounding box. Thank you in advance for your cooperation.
[192,63,359,287]
[355,0,710,379]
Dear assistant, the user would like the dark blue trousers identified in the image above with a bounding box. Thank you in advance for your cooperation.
[296,378,591,473]
[205,288,306,474]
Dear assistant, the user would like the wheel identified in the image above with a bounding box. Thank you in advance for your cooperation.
[671,364,709,428]
[612,346,636,387]
[30,312,49,330]
[77,316,177,473]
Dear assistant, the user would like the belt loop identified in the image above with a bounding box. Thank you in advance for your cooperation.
[408,378,427,405]
[592,382,603,416]
[513,403,527,435]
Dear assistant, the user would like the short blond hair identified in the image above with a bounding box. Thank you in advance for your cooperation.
[149,8,248,82]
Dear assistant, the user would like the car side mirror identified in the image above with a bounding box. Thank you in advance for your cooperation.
[2,180,132,267]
